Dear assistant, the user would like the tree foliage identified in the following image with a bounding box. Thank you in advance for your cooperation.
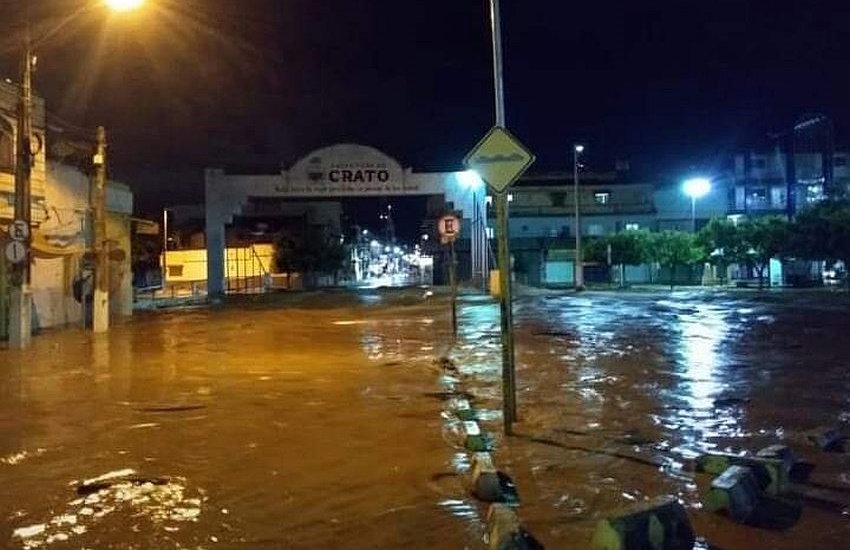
[739,216,790,288]
[585,231,652,286]
[791,199,850,288]
[275,226,346,286]
[648,231,704,289]
[697,218,745,282]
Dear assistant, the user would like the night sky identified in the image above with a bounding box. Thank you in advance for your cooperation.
[2,0,849,215]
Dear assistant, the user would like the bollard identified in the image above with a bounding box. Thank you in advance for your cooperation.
[591,495,695,550]
[695,453,786,495]
[704,465,760,523]
[464,421,494,452]
[452,398,478,422]
[487,504,538,550]
[756,445,796,478]
[472,452,503,502]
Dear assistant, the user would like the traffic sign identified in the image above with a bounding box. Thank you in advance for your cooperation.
[5,241,27,264]
[10,220,29,242]
[438,214,461,242]
[464,126,535,193]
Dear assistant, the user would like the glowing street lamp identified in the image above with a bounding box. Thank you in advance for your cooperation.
[683,177,712,232]
[458,170,486,287]
[104,0,145,12]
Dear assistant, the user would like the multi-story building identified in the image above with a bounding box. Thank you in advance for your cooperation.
[728,151,850,218]
[493,169,660,285]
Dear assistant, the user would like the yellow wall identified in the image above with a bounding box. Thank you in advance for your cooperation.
[163,244,275,283]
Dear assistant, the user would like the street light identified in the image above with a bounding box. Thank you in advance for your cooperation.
[683,177,712,232]
[8,0,146,348]
[458,170,486,288]
[573,144,585,290]
[104,0,145,12]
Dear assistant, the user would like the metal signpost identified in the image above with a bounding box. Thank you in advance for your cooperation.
[438,214,461,338]
[465,127,535,435]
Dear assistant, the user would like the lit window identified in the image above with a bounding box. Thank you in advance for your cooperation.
[485,227,494,239]
[594,191,610,205]
[625,223,639,231]
[507,193,514,202]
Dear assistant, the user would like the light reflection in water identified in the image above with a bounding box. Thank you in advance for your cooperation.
[679,305,727,410]
[668,304,748,456]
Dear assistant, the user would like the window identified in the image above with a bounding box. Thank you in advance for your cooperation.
[588,223,604,236]
[550,191,566,207]
[749,188,767,203]
[0,125,13,173]
[753,158,767,169]
[593,191,610,205]
[625,223,640,231]
[835,156,847,167]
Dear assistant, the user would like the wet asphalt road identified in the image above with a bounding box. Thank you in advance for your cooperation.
[453,289,850,549]
[1,287,849,549]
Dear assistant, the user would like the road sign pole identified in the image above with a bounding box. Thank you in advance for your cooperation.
[450,238,458,339]
[488,0,517,434]
[489,0,506,126]
[495,191,517,431]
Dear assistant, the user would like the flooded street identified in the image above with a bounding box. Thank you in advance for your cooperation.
[2,288,849,549]
[453,289,850,549]
[0,291,481,549]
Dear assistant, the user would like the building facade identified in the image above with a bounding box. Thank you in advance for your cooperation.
[1,81,134,338]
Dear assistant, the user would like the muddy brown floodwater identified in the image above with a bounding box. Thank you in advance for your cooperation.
[0,291,484,550]
[453,289,850,549]
[3,288,849,550]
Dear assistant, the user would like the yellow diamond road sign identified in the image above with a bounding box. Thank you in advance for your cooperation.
[464,126,535,193]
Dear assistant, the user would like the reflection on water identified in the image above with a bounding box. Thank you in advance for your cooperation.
[13,469,204,550]
[664,303,749,456]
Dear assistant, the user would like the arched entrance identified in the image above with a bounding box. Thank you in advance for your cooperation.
[204,144,487,295]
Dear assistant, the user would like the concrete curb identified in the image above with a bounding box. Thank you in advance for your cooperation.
[591,495,695,550]
[435,354,540,548]
[487,504,539,550]
[472,452,503,502]
[694,452,787,495]
[704,465,761,523]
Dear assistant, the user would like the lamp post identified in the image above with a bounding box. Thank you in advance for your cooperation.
[7,0,145,346]
[683,177,711,233]
[573,144,585,290]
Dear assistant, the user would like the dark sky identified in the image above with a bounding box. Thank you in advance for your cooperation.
[3,0,849,214]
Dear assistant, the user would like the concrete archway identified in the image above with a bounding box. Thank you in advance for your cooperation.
[205,144,486,296]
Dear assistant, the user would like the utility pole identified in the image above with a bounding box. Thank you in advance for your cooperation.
[92,126,109,333]
[489,0,518,432]
[9,36,35,349]
[573,144,584,290]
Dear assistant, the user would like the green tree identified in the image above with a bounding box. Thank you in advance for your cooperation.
[648,231,705,290]
[792,199,850,290]
[739,216,790,289]
[697,218,745,284]
[275,226,346,288]
[585,231,652,287]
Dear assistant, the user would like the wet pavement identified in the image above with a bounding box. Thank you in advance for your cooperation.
[2,287,849,549]
[452,289,850,549]
[0,290,482,550]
